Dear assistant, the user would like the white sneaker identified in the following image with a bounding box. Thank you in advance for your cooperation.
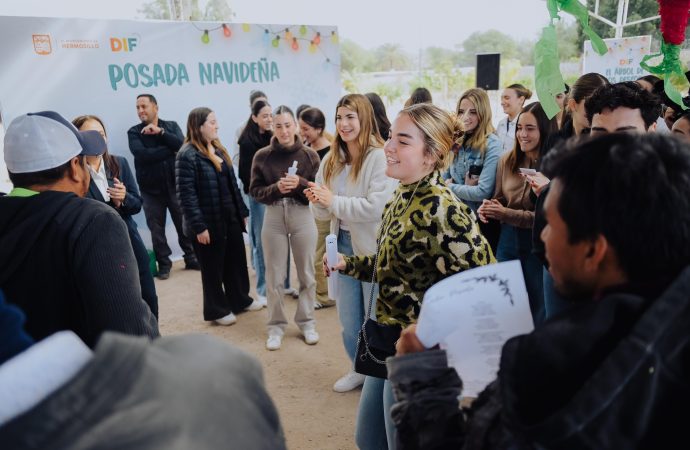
[302,327,319,345]
[214,312,237,326]
[245,299,263,312]
[284,287,299,298]
[257,295,267,308]
[266,334,282,351]
[333,370,366,393]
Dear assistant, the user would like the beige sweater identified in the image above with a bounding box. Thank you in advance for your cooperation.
[493,152,537,229]
[311,147,397,255]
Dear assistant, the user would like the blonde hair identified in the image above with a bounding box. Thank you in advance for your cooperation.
[456,88,495,156]
[399,103,454,172]
[324,94,385,186]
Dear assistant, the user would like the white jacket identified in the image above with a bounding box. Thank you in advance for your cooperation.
[312,147,397,255]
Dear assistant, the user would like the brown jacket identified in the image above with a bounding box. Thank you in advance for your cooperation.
[493,153,537,228]
[249,136,320,205]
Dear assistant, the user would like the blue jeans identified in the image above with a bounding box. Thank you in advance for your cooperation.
[248,196,291,297]
[248,196,267,297]
[496,224,545,326]
[337,229,377,363]
[356,377,396,450]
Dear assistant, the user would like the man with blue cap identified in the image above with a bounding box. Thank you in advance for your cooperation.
[0,111,159,347]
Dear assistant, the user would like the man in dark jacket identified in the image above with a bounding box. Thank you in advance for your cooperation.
[128,94,197,279]
[0,111,159,348]
[390,133,690,449]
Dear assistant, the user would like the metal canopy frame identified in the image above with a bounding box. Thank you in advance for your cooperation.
[588,0,660,38]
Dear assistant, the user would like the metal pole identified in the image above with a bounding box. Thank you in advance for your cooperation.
[615,0,625,38]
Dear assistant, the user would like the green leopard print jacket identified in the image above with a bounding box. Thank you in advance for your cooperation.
[343,171,495,327]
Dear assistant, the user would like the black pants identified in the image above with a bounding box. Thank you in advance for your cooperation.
[128,225,159,318]
[193,220,253,321]
[141,183,195,271]
[479,218,501,256]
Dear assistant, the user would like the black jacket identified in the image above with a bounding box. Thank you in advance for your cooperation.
[238,132,272,195]
[86,155,143,236]
[0,191,159,347]
[176,144,249,238]
[127,119,184,194]
[388,268,690,449]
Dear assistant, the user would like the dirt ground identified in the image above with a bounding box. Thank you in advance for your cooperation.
[156,256,360,450]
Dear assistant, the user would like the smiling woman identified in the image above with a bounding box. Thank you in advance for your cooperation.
[478,101,552,325]
[176,107,262,326]
[329,103,494,449]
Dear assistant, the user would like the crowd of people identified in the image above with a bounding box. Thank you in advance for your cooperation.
[2,71,690,449]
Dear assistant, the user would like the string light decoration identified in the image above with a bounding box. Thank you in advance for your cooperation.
[190,22,339,67]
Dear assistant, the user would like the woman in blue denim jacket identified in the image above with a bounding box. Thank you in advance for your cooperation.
[445,89,505,250]
[445,88,505,213]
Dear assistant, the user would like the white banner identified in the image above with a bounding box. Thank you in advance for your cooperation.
[583,35,651,83]
[0,16,341,251]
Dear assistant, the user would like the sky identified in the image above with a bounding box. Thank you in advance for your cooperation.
[0,0,562,52]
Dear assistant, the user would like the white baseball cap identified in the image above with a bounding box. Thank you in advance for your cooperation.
[3,111,106,174]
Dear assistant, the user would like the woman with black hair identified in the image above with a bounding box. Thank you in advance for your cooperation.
[74,115,159,319]
[478,102,552,325]
[177,107,262,326]
[238,100,273,307]
[365,92,391,140]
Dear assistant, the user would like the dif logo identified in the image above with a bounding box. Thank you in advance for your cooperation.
[110,37,138,52]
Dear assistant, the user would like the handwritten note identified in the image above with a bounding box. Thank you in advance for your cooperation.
[416,260,534,397]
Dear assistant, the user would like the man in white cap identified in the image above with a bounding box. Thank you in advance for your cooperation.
[0,111,159,347]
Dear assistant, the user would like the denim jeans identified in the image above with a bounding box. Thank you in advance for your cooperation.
[356,376,396,450]
[337,229,377,363]
[248,196,267,297]
[247,196,292,298]
[496,224,545,326]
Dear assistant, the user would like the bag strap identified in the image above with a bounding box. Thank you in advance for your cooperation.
[357,180,422,366]
[357,246,388,365]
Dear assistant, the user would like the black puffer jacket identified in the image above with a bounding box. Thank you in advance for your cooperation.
[176,144,248,238]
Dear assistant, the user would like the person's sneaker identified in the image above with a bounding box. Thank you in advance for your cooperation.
[245,299,263,312]
[257,295,268,308]
[214,312,237,326]
[266,334,282,350]
[302,327,319,345]
[157,269,170,280]
[284,287,299,299]
[315,298,336,309]
[185,259,201,270]
[333,370,366,393]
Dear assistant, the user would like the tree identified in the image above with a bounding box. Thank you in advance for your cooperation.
[456,30,520,66]
[372,43,413,71]
[577,0,689,52]
[423,47,461,69]
[373,82,405,106]
[556,20,581,61]
[139,0,234,21]
[585,0,659,40]
[341,39,376,73]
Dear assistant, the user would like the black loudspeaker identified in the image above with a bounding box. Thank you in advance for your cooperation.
[476,53,500,91]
